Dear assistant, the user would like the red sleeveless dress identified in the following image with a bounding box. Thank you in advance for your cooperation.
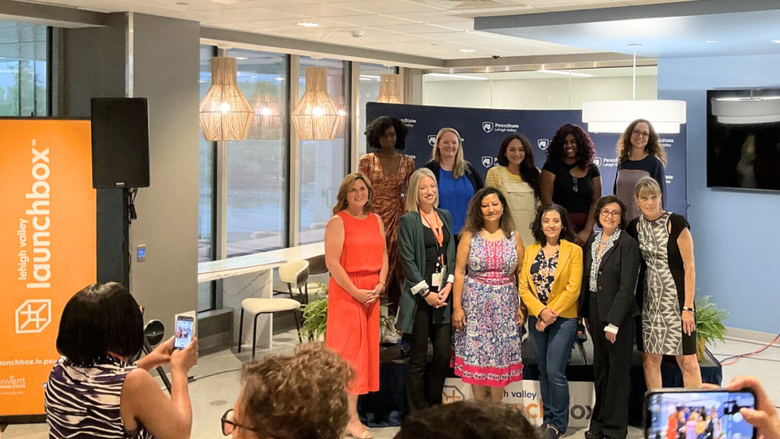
[326,211,384,395]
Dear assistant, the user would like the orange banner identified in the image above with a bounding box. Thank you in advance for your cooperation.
[0,120,96,418]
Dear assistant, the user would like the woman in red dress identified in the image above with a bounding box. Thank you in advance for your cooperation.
[360,117,415,313]
[325,173,389,439]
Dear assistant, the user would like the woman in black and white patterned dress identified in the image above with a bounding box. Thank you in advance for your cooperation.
[627,177,701,389]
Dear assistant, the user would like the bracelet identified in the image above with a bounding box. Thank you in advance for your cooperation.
[421,289,431,298]
[682,307,695,313]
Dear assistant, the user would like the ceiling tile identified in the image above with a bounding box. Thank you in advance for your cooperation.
[385,11,469,23]
[370,23,467,34]
[253,3,369,18]
[327,0,448,15]
[317,14,419,27]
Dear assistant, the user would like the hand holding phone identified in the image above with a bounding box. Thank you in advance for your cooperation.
[174,315,195,350]
[645,388,757,439]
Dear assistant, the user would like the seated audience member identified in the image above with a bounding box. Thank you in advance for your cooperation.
[45,282,198,439]
[393,401,538,439]
[221,342,354,439]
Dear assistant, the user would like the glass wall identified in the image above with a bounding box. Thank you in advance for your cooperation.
[226,49,288,256]
[0,21,48,116]
[298,57,349,245]
[198,45,216,311]
[357,63,386,157]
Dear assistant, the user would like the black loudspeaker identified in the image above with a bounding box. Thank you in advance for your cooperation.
[91,98,150,189]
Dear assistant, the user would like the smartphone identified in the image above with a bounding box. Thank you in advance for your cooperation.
[645,389,756,439]
[173,314,196,350]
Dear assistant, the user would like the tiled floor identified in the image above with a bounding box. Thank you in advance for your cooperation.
[3,334,778,439]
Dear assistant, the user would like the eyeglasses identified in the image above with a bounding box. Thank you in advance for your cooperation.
[632,129,650,138]
[600,209,621,217]
[221,409,255,436]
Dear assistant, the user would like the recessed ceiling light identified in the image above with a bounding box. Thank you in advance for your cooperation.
[459,49,475,53]
[297,22,319,28]
[706,40,717,43]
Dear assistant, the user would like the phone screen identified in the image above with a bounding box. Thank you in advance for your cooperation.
[646,390,756,439]
[174,316,194,350]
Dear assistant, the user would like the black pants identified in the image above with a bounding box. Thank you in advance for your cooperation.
[406,299,451,412]
[589,294,634,439]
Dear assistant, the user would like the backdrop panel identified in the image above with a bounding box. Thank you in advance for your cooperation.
[366,103,687,216]
[0,119,96,419]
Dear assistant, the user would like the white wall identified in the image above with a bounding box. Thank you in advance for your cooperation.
[423,76,657,110]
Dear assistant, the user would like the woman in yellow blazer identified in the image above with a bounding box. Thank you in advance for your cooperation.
[518,204,583,439]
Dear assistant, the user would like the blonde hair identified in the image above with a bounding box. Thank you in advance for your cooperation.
[406,168,439,212]
[432,127,469,179]
[633,175,662,199]
[332,173,374,214]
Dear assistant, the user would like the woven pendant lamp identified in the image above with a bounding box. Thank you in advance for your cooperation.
[377,74,402,104]
[292,66,339,140]
[199,57,254,141]
[248,91,283,139]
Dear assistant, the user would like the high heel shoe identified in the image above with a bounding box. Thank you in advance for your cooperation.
[345,426,374,439]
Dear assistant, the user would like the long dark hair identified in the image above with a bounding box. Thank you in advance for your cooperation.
[497,133,541,199]
[462,187,515,237]
[531,204,575,244]
[547,124,596,170]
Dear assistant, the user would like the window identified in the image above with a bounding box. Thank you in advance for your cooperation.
[227,49,288,256]
[0,21,48,116]
[297,57,349,245]
[198,45,216,311]
[357,63,390,157]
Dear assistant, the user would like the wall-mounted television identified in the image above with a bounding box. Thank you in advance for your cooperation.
[707,88,780,191]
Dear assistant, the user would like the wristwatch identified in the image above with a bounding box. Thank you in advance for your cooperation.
[682,306,695,313]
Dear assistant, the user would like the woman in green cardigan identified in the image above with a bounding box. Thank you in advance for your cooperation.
[397,167,457,412]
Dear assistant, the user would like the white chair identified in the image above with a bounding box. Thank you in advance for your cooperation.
[238,298,301,359]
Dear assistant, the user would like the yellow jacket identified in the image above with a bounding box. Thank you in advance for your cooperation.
[518,239,583,319]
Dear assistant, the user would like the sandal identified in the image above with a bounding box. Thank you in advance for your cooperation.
[346,427,374,439]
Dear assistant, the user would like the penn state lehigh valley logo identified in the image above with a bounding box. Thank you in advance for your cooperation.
[482,156,496,168]
[482,121,494,133]
[428,135,437,146]
[537,139,550,150]
[594,157,603,167]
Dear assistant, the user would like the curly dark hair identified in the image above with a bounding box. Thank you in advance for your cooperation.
[239,342,355,439]
[365,116,408,151]
[616,118,667,165]
[547,123,596,170]
[393,401,539,439]
[497,133,541,199]
[461,187,515,238]
[592,195,628,230]
[531,204,575,244]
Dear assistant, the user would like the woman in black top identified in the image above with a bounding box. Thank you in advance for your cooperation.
[580,196,640,439]
[541,124,601,246]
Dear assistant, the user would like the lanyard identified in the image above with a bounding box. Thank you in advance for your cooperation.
[421,210,445,266]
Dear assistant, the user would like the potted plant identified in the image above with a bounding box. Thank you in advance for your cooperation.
[695,295,728,360]
[300,282,395,341]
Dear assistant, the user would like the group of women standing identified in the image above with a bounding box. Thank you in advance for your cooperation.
[323,116,700,439]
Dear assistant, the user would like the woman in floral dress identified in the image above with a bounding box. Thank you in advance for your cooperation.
[452,187,525,403]
[360,116,415,313]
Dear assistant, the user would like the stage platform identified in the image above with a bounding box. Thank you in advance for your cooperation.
[359,337,722,428]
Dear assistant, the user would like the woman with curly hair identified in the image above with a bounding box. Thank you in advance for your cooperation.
[518,204,583,439]
[541,124,601,246]
[452,187,524,403]
[485,133,540,249]
[221,343,355,439]
[360,116,415,312]
[614,119,667,221]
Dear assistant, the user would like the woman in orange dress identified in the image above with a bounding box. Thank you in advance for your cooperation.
[325,173,389,439]
[360,117,415,313]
